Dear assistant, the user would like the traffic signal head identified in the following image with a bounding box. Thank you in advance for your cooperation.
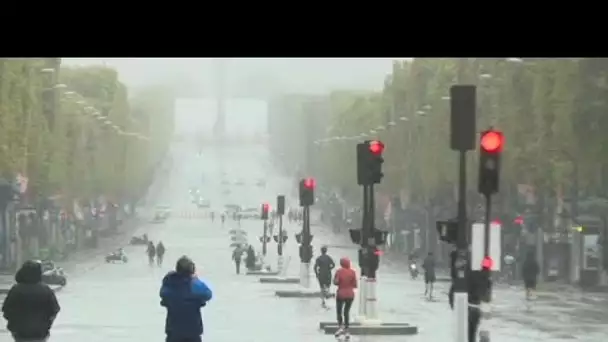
[369,140,384,155]
[478,129,503,196]
[480,130,504,153]
[481,256,494,270]
[277,195,285,216]
[261,203,269,220]
[356,140,385,186]
[304,177,316,189]
[299,178,315,206]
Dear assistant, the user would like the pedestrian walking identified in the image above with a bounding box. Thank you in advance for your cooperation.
[2,260,61,342]
[147,241,156,266]
[161,256,213,342]
[422,252,436,300]
[314,246,335,308]
[333,257,357,339]
[232,244,245,274]
[522,251,540,301]
[156,241,166,266]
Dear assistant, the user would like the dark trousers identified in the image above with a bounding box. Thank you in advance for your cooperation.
[166,337,201,342]
[336,297,354,328]
[235,261,241,274]
[468,307,480,342]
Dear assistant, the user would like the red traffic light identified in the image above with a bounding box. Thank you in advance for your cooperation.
[262,203,270,212]
[481,256,493,269]
[304,177,316,189]
[480,130,504,153]
[369,140,385,155]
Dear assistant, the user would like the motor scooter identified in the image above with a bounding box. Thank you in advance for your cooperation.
[409,262,419,279]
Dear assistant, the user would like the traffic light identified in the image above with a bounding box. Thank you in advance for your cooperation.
[357,140,385,185]
[295,232,313,245]
[261,203,270,220]
[436,219,458,244]
[299,177,315,206]
[277,195,285,216]
[478,129,503,196]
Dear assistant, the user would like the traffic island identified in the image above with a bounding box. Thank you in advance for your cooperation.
[259,277,299,284]
[275,287,335,298]
[246,270,280,276]
[321,322,418,335]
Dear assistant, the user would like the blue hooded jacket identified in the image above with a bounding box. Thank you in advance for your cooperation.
[160,271,213,339]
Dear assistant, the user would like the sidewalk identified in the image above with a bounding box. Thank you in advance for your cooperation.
[0,216,143,295]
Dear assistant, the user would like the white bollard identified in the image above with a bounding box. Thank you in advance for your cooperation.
[453,292,468,342]
[362,277,381,325]
[356,275,367,322]
[300,262,310,288]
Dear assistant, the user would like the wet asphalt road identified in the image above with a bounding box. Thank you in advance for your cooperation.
[2,142,607,342]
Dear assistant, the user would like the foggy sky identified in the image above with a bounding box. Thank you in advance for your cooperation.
[62,58,410,96]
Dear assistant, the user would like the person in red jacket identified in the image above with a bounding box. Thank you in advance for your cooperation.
[333,257,357,338]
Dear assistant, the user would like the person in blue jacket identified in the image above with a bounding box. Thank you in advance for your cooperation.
[160,256,213,342]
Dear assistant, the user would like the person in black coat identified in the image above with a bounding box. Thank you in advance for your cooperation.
[522,251,540,300]
[245,245,256,270]
[2,260,61,341]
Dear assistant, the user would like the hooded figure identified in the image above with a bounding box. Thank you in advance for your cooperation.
[2,260,60,341]
[245,245,256,270]
[332,257,357,337]
[160,256,213,342]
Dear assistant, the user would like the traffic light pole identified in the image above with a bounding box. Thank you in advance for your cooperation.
[277,213,284,273]
[477,194,493,342]
[357,185,369,321]
[454,150,470,342]
[299,205,312,289]
[262,219,268,257]
[363,183,380,323]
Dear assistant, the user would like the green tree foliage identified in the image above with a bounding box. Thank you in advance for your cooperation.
[269,58,608,212]
[0,59,174,206]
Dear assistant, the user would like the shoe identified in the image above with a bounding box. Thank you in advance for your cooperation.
[343,330,351,340]
[334,327,344,337]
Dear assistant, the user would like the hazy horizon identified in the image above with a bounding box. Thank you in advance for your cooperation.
[62,58,411,96]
